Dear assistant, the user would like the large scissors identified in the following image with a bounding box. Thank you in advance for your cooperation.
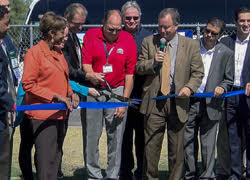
[101,78,139,107]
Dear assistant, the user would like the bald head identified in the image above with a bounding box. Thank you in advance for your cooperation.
[102,10,122,43]
[103,10,122,25]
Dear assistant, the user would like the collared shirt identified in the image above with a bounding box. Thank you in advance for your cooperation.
[130,26,152,56]
[22,40,72,120]
[82,27,137,88]
[169,33,178,92]
[234,33,250,87]
[197,40,215,93]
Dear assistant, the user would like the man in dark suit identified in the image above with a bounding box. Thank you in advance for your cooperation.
[59,3,104,179]
[220,7,250,180]
[119,2,152,180]
[0,5,17,180]
[63,3,104,85]
[136,8,204,180]
[183,17,234,180]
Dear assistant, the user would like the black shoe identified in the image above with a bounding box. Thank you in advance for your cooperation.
[119,176,133,180]
[181,178,196,180]
[216,175,229,180]
[58,170,64,180]
[134,176,142,180]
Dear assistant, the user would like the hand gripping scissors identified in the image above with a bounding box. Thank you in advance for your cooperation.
[101,78,139,108]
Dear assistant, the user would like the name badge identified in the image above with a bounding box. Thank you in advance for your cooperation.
[9,50,19,69]
[103,64,113,73]
[9,50,20,78]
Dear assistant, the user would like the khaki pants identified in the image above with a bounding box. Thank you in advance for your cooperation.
[143,98,186,180]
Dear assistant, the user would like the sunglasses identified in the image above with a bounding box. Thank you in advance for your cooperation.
[106,27,122,33]
[125,16,139,21]
[3,4,10,12]
[204,28,219,36]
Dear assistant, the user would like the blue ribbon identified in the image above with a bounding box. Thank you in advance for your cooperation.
[13,90,245,128]
[16,102,129,112]
[16,90,245,112]
[220,90,245,98]
[192,90,245,98]
[135,90,245,101]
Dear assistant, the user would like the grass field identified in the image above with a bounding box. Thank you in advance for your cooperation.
[11,127,170,180]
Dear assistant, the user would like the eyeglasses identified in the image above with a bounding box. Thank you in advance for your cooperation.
[70,21,85,26]
[106,27,122,33]
[158,25,174,30]
[204,28,219,36]
[2,4,10,11]
[125,16,139,21]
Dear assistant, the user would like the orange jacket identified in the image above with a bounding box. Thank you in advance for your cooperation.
[22,40,72,120]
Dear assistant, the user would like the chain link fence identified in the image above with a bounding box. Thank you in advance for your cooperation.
[9,23,237,63]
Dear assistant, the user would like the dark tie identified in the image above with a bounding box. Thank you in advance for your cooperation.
[73,34,82,67]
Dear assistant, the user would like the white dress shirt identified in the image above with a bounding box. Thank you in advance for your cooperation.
[234,33,250,87]
[197,41,215,93]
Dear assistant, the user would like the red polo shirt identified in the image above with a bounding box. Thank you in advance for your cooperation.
[82,27,137,88]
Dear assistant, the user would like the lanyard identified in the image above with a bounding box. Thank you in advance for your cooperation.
[103,41,115,65]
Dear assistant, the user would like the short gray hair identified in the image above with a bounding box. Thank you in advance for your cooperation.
[207,17,226,34]
[121,1,141,17]
[64,3,88,21]
[158,8,180,25]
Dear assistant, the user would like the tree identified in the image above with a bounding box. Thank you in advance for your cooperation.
[9,0,32,48]
[10,0,32,24]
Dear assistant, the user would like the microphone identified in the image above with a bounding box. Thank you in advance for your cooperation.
[160,38,166,52]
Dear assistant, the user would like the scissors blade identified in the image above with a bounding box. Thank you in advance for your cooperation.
[104,78,138,105]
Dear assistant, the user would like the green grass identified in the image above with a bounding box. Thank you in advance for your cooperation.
[11,127,169,180]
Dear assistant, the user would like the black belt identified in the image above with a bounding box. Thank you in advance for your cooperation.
[232,86,244,91]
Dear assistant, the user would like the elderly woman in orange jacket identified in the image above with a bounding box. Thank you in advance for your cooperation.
[21,12,79,180]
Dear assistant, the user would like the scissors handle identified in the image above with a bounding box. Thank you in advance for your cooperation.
[103,78,112,92]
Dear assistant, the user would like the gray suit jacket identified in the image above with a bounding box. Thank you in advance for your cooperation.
[136,34,204,122]
[202,42,234,120]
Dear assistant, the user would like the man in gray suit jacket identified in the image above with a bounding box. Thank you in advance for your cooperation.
[183,17,234,180]
[136,8,204,180]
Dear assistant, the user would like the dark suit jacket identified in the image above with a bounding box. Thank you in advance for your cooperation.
[201,41,234,120]
[62,32,87,85]
[136,34,204,122]
[0,35,17,117]
[130,27,152,99]
[220,33,250,107]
